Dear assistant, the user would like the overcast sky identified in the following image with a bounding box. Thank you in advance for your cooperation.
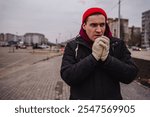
[0,0,150,42]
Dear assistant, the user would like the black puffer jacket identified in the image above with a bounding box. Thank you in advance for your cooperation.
[60,36,138,100]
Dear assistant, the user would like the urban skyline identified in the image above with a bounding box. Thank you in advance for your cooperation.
[0,0,150,42]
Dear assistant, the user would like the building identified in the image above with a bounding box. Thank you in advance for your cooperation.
[108,18,129,43]
[0,33,23,46]
[0,33,24,42]
[4,33,16,42]
[128,26,141,46]
[0,33,5,46]
[24,33,47,45]
[0,32,49,46]
[141,10,150,48]
[108,18,118,37]
[0,33,5,41]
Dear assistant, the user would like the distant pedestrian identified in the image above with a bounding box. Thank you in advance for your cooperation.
[60,7,138,100]
[16,45,19,49]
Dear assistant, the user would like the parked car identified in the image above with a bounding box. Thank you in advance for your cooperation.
[1,42,10,47]
[19,45,27,49]
[38,44,49,49]
[32,44,49,49]
[131,46,141,51]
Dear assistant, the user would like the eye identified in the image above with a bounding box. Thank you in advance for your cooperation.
[90,23,98,27]
[99,23,106,27]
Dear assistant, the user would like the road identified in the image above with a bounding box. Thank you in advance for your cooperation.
[0,47,149,100]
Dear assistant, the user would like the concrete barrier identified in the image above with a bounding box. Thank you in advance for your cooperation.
[133,58,150,87]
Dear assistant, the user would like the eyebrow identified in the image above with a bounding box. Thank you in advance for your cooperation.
[90,23,106,26]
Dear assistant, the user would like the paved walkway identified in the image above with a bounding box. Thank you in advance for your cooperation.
[129,49,150,61]
[0,48,149,100]
[121,81,150,100]
[0,56,70,100]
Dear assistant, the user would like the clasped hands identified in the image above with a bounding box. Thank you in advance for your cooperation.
[92,36,110,61]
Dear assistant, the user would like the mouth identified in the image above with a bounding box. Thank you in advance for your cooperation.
[94,35,101,39]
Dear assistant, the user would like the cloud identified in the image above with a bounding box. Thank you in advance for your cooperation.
[0,0,150,42]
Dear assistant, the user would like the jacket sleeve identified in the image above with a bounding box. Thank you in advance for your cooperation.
[60,42,98,86]
[103,40,138,84]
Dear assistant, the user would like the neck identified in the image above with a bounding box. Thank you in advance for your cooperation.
[79,28,93,48]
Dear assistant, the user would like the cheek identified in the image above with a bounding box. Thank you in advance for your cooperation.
[86,30,93,37]
[103,27,106,33]
[87,28,94,35]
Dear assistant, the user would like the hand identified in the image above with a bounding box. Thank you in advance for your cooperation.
[92,38,103,61]
[98,36,110,61]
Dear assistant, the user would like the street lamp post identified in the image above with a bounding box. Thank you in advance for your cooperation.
[118,0,121,38]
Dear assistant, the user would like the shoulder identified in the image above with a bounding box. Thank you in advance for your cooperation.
[66,36,83,49]
[110,37,130,55]
[110,37,124,45]
[66,38,77,50]
[110,37,127,51]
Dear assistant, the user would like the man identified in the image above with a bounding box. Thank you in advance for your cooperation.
[60,7,138,100]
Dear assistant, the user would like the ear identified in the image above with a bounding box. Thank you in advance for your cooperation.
[82,23,86,30]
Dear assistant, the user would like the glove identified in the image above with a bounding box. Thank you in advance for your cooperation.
[98,36,110,61]
[92,38,103,61]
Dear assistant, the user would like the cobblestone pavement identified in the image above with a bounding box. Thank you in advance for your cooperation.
[0,47,150,100]
[0,56,70,100]
[121,82,150,100]
[0,47,69,100]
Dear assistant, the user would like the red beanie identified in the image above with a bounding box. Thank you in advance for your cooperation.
[82,7,107,24]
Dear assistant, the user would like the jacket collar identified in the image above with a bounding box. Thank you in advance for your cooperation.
[75,36,92,50]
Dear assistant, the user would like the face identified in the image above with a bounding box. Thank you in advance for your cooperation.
[82,14,106,41]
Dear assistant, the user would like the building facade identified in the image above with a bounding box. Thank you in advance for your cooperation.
[0,33,48,46]
[24,33,47,45]
[0,33,24,42]
[4,33,16,42]
[108,18,129,43]
[0,33,5,41]
[128,26,141,46]
[141,10,150,48]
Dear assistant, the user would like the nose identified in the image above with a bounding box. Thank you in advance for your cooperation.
[96,25,102,33]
